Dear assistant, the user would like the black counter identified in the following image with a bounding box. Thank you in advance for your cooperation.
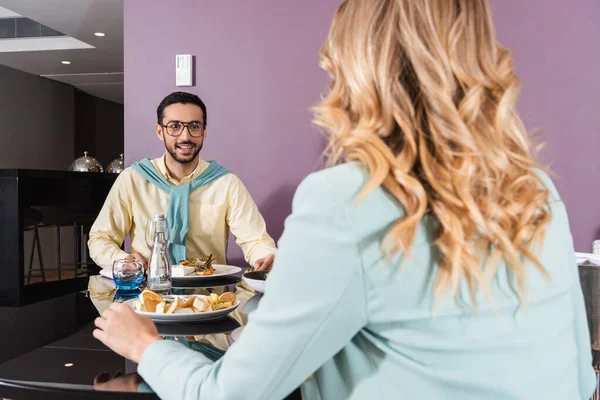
[0,169,117,306]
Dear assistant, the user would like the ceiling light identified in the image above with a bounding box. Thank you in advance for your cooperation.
[64,363,74,367]
[0,37,94,53]
[61,61,71,65]
[94,32,105,37]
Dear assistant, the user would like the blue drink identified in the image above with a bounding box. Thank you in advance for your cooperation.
[112,259,145,300]
[114,275,143,291]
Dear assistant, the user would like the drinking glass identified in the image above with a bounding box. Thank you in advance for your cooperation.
[112,258,144,299]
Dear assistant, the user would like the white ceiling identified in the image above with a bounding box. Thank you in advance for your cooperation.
[0,0,123,104]
[0,6,18,18]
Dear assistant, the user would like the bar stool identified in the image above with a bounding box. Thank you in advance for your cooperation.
[24,207,45,284]
[32,206,98,282]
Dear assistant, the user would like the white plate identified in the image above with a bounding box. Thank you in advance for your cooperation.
[174,264,242,279]
[230,326,245,343]
[575,252,600,266]
[242,272,267,293]
[243,277,265,293]
[99,264,242,280]
[124,295,240,322]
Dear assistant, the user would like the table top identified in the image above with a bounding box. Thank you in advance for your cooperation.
[0,274,259,399]
[0,285,307,399]
[0,322,155,399]
[0,315,243,398]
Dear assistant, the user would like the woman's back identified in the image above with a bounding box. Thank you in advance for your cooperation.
[299,0,597,395]
[297,162,595,399]
[135,160,595,400]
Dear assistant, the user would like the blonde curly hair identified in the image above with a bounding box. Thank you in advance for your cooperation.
[312,0,551,303]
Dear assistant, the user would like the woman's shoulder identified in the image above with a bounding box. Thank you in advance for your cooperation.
[534,168,561,203]
[295,162,368,203]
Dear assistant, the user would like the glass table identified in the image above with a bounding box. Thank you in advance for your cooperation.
[0,318,241,399]
[0,276,297,399]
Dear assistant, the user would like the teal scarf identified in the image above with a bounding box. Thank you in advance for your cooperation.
[132,158,230,264]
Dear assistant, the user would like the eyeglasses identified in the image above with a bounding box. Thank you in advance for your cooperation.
[160,121,205,137]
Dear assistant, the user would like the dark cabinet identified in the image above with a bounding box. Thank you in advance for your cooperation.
[0,169,116,306]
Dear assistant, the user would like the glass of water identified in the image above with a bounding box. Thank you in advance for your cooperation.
[112,259,144,299]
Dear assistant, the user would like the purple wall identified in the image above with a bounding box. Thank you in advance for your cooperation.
[124,1,339,263]
[124,1,599,257]
[490,0,600,251]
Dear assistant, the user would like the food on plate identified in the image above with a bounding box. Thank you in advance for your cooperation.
[208,292,235,310]
[132,289,236,314]
[181,296,196,308]
[193,296,210,312]
[167,297,184,314]
[143,298,158,312]
[218,292,236,304]
[140,289,162,303]
[139,289,163,312]
[179,254,215,276]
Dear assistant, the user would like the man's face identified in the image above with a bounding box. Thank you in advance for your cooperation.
[156,103,207,164]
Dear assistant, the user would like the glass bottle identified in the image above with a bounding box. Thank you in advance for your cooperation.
[147,214,171,293]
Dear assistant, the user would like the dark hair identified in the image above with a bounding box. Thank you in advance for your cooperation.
[156,91,207,126]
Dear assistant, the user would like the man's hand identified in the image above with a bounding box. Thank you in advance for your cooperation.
[126,252,148,270]
[254,254,274,271]
[93,302,161,363]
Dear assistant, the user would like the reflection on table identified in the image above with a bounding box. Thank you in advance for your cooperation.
[0,322,156,399]
[0,315,244,399]
[0,272,277,399]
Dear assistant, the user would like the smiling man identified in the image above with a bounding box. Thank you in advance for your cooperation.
[88,91,277,272]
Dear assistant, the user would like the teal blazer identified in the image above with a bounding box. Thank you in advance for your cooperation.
[138,162,596,399]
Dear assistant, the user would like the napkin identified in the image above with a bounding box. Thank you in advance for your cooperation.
[575,252,600,266]
[99,267,113,280]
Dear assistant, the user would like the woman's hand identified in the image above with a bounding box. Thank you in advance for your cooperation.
[93,370,144,392]
[93,302,161,363]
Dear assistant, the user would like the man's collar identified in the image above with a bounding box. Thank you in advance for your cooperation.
[152,154,208,185]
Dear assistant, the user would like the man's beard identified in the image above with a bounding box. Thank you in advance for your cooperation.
[165,141,203,164]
